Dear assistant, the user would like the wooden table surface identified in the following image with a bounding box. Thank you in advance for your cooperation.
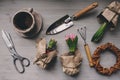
[0,0,120,80]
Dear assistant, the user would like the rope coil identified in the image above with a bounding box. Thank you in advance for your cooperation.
[92,42,120,75]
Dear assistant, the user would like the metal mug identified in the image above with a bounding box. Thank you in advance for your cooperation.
[13,8,42,38]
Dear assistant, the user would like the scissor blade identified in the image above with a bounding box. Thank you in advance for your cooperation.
[2,30,12,48]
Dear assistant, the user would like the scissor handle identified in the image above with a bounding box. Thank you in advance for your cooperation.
[21,57,30,67]
[13,57,30,73]
[13,58,25,73]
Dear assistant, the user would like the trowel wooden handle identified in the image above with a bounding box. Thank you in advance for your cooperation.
[84,44,94,67]
[73,2,98,19]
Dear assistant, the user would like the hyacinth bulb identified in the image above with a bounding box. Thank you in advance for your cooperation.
[65,34,78,54]
[48,39,57,50]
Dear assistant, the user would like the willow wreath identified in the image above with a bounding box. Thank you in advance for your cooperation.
[92,42,120,75]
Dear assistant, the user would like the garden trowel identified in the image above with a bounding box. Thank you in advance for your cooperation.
[46,2,98,35]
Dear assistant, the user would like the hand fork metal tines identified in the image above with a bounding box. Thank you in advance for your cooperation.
[2,30,30,73]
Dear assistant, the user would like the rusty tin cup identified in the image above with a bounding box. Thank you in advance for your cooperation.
[13,8,42,38]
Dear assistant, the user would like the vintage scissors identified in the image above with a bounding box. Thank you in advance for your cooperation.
[2,30,30,73]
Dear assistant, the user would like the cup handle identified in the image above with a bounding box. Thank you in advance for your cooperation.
[28,8,33,13]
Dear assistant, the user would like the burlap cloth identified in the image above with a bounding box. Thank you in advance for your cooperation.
[33,38,57,69]
[97,1,120,30]
[60,49,82,76]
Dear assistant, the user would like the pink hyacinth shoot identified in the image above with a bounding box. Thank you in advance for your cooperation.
[65,34,76,41]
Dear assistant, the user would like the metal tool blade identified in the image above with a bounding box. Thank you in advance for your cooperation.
[2,30,12,48]
[47,21,73,34]
[46,15,70,35]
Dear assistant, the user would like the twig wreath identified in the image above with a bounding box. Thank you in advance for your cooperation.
[92,42,120,75]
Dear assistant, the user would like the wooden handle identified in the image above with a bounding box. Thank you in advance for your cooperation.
[84,44,94,67]
[73,2,98,19]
